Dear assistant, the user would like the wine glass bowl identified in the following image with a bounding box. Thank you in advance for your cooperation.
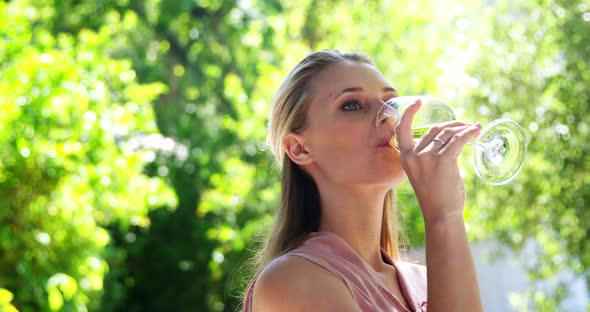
[376,95,527,185]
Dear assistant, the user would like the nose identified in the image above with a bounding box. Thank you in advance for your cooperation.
[375,99,400,129]
[375,100,400,149]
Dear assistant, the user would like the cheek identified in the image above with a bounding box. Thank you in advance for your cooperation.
[310,124,369,162]
[308,124,405,184]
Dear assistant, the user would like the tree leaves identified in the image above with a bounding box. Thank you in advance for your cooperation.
[0,1,176,310]
[2,0,589,311]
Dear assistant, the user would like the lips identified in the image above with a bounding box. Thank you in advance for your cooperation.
[377,137,393,147]
[377,133,398,148]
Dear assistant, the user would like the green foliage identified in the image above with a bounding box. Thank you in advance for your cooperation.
[0,1,175,311]
[26,1,288,310]
[449,0,590,309]
[0,288,19,312]
[1,0,589,311]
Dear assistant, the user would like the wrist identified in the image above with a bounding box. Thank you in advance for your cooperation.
[423,210,465,228]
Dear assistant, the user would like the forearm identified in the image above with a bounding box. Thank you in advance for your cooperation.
[424,213,483,312]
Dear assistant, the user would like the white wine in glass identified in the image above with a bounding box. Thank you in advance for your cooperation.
[377,95,527,185]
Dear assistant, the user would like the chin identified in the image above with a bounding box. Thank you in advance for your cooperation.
[381,173,406,187]
[388,174,406,187]
[367,169,406,188]
[364,157,403,185]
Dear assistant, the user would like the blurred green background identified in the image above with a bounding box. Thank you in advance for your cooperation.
[0,0,588,311]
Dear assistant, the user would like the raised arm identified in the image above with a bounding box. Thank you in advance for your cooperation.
[396,100,483,311]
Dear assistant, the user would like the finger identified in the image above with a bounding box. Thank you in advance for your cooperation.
[419,125,471,154]
[414,121,471,152]
[396,99,422,153]
[437,122,482,158]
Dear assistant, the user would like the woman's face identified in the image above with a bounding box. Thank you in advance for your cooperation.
[296,60,406,188]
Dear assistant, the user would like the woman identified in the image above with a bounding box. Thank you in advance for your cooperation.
[244,50,483,311]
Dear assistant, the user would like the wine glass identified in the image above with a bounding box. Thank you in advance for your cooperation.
[377,95,527,185]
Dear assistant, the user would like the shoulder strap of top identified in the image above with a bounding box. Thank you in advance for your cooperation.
[243,272,258,312]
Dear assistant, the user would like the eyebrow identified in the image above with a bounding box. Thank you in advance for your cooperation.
[331,86,398,100]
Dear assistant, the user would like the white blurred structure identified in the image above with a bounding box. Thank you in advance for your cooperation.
[403,240,589,311]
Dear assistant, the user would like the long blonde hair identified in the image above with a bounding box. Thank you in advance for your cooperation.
[244,49,403,302]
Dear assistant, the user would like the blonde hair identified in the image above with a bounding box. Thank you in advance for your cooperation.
[244,49,403,305]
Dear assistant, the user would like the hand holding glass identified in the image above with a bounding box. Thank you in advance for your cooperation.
[377,96,527,185]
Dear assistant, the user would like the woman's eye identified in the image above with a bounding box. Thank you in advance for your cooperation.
[341,100,362,111]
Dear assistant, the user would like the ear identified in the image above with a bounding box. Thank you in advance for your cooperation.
[282,132,313,166]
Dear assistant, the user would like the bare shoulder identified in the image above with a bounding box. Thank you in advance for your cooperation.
[251,255,361,312]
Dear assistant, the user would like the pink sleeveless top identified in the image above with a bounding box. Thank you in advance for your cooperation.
[245,231,428,311]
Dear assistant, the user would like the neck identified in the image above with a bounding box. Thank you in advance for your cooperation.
[316,181,390,272]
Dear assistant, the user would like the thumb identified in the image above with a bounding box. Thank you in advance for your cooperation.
[395,99,422,153]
